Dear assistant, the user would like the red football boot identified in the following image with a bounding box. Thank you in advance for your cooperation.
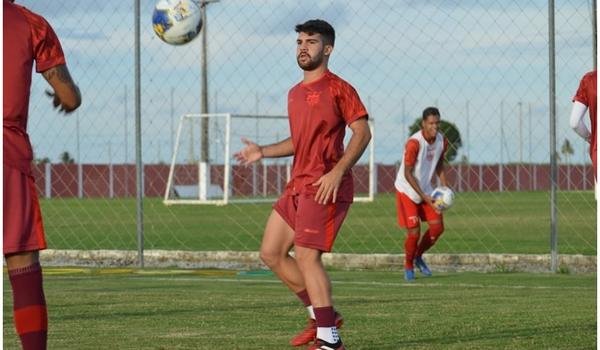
[289,312,344,346]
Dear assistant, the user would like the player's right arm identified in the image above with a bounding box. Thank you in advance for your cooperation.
[404,163,433,207]
[234,137,294,165]
[403,139,433,206]
[42,64,81,113]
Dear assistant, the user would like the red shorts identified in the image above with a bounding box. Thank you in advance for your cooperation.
[3,165,47,255]
[273,194,351,252]
[395,190,442,229]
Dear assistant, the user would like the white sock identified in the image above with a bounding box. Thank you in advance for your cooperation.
[316,326,339,344]
[307,305,315,319]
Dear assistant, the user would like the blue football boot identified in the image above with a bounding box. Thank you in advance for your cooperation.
[414,256,432,277]
[404,268,415,281]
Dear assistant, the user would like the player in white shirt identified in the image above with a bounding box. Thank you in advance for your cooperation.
[395,107,449,281]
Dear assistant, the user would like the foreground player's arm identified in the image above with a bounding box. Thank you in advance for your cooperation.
[42,64,81,113]
[569,101,591,142]
[313,117,371,204]
[234,137,294,166]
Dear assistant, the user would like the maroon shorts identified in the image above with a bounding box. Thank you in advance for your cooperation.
[3,165,47,255]
[273,194,351,252]
[395,190,442,229]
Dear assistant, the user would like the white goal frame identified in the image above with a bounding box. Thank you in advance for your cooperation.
[163,113,375,205]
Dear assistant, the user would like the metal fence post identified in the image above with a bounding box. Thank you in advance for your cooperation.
[548,0,558,272]
[134,0,144,268]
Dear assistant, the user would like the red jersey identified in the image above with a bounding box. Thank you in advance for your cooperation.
[3,1,65,175]
[572,71,597,158]
[286,70,368,202]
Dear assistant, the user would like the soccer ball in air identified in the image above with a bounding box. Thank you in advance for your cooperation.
[431,186,454,211]
[152,0,203,45]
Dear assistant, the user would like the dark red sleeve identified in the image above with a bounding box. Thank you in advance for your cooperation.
[336,81,368,125]
[19,7,66,72]
[573,74,590,106]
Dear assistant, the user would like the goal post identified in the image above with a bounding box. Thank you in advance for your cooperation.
[163,113,375,205]
[164,113,232,205]
[353,118,376,202]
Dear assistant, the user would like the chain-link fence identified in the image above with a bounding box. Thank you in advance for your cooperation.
[19,0,596,270]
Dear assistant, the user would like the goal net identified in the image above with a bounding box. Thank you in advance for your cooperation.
[164,113,375,205]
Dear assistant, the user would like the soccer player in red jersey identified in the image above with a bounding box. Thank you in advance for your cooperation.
[4,1,81,349]
[570,71,597,184]
[234,19,370,350]
[394,107,449,281]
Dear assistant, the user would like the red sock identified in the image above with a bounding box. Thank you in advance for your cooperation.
[416,223,444,256]
[404,233,420,269]
[314,306,336,327]
[9,262,48,350]
[295,289,311,307]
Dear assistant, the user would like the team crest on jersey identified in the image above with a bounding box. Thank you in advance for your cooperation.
[426,146,435,161]
[305,91,320,106]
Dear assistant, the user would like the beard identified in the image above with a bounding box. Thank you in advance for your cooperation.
[297,52,324,71]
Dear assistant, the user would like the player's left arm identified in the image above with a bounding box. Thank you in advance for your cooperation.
[435,137,449,187]
[570,73,593,142]
[313,117,371,204]
[435,159,448,187]
[42,64,81,113]
[569,101,591,142]
[31,13,81,114]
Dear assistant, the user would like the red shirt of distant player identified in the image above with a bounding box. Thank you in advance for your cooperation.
[286,70,368,202]
[572,70,597,170]
[4,2,66,175]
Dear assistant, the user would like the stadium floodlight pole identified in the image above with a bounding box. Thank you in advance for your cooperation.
[134,0,144,268]
[548,0,558,273]
[199,0,220,200]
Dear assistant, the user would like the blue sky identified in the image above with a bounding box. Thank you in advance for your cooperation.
[18,0,595,165]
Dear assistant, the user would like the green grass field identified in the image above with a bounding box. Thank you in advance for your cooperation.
[40,191,596,255]
[3,268,596,349]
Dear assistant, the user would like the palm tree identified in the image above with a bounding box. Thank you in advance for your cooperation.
[560,139,574,165]
[60,151,75,164]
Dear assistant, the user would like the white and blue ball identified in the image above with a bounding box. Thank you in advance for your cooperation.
[152,0,203,45]
[431,186,454,211]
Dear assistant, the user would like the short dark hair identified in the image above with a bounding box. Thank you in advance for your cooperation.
[295,19,335,47]
[422,106,440,120]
